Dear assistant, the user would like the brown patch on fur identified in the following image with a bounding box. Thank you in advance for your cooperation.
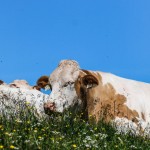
[75,70,139,123]
[36,76,51,90]
[81,69,93,75]
[33,85,41,91]
[0,80,4,85]
[9,84,18,88]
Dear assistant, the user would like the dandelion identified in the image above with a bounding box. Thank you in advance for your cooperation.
[0,145,4,149]
[25,101,30,105]
[0,125,3,130]
[10,145,15,149]
[72,144,77,148]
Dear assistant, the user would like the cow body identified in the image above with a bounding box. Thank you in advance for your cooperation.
[43,60,150,135]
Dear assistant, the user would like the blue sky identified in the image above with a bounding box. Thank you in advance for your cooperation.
[0,0,150,85]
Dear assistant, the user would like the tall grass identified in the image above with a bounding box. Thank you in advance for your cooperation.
[0,106,150,150]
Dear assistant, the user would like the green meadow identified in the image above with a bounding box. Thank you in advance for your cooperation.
[0,106,150,150]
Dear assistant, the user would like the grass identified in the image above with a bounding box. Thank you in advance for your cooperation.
[0,106,150,150]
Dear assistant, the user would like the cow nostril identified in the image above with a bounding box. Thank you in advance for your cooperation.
[44,102,55,111]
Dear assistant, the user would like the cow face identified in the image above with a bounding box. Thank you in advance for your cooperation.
[44,60,80,113]
[44,60,99,114]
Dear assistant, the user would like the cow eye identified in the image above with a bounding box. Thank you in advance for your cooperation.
[63,81,74,87]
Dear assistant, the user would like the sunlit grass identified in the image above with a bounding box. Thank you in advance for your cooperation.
[0,106,150,150]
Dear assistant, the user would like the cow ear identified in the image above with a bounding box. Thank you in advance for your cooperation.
[0,80,4,85]
[82,75,99,89]
[36,76,51,90]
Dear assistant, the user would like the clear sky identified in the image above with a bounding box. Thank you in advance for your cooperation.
[0,0,150,86]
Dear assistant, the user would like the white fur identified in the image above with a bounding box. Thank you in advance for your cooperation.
[0,85,49,117]
[48,60,80,112]
[99,71,150,123]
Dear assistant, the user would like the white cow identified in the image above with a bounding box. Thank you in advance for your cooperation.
[0,80,49,118]
[38,60,150,135]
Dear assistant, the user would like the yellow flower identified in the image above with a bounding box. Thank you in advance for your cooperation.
[10,145,15,149]
[0,145,4,149]
[25,101,30,105]
[0,125,3,130]
[72,144,77,148]
[13,130,16,132]
[38,136,42,139]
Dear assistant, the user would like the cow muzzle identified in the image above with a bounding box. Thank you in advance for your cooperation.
[44,102,56,114]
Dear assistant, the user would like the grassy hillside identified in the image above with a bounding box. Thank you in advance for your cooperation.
[0,106,150,150]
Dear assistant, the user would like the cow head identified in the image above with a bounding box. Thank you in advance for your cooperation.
[9,80,33,90]
[44,60,99,115]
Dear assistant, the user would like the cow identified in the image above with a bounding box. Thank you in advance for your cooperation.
[0,80,49,118]
[39,60,150,135]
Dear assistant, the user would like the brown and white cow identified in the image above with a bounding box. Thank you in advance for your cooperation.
[38,60,150,134]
